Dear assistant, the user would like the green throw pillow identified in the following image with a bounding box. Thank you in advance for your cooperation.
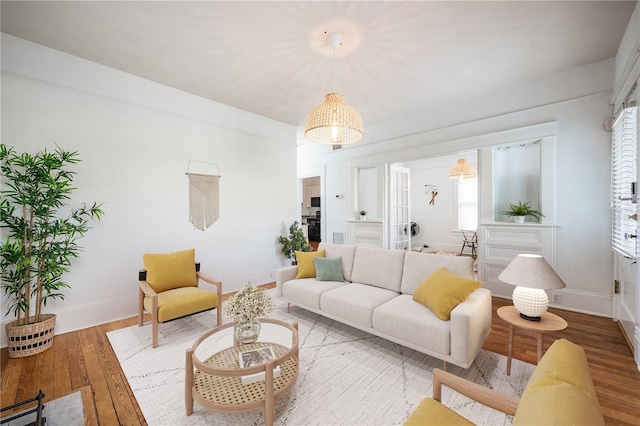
[314,257,345,282]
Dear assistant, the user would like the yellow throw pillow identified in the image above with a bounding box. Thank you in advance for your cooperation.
[143,248,198,293]
[295,250,325,279]
[413,267,482,321]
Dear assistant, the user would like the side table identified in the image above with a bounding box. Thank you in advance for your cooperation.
[497,305,567,376]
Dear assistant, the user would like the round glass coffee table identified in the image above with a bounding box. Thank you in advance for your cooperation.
[185,319,299,426]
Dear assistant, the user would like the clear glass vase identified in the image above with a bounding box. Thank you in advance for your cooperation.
[235,318,261,344]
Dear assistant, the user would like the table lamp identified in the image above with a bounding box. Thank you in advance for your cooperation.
[498,254,566,321]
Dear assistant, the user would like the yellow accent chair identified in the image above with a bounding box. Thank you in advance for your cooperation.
[405,338,604,426]
[138,249,222,348]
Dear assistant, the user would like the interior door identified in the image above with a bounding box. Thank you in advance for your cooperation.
[388,164,411,250]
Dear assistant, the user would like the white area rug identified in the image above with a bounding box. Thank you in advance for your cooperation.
[107,290,534,425]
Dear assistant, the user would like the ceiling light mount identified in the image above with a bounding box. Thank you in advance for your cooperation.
[305,31,363,145]
[326,31,342,49]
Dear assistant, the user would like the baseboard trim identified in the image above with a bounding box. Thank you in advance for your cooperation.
[484,282,612,318]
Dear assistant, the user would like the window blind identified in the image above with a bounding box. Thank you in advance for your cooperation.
[611,105,638,258]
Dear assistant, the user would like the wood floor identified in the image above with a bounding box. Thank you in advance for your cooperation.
[2,285,639,425]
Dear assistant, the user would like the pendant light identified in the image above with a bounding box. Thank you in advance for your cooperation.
[305,32,364,145]
[448,159,477,183]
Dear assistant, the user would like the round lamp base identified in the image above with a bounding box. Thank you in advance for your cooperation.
[519,313,541,322]
[513,286,548,319]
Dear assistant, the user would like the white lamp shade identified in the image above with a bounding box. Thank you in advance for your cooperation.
[498,254,566,290]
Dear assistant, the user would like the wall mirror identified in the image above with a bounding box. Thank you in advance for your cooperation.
[493,140,541,222]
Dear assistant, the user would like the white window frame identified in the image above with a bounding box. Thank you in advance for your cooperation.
[455,176,478,232]
[611,104,638,258]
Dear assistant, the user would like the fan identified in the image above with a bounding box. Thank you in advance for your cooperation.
[410,222,420,237]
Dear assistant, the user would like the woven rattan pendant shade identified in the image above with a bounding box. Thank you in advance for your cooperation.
[448,159,477,181]
[305,93,363,145]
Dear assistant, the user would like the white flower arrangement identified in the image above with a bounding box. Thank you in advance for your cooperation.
[224,283,275,322]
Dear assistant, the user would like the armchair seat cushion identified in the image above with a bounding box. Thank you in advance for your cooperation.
[404,398,474,426]
[145,287,219,322]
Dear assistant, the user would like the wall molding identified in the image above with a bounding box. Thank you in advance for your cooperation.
[491,288,612,318]
[1,69,294,144]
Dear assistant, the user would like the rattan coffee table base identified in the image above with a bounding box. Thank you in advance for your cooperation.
[193,342,298,408]
[185,319,299,426]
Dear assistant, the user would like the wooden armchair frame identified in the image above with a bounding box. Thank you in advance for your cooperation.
[432,367,520,417]
[138,262,223,348]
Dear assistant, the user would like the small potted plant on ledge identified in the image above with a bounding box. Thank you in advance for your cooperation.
[359,210,367,220]
[500,200,544,224]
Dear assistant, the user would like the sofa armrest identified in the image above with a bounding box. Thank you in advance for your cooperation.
[450,287,492,366]
[276,266,298,297]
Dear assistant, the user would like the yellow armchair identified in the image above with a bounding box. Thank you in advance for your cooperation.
[138,249,222,348]
[405,339,604,425]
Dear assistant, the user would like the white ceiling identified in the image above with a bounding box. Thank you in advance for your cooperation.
[1,1,635,130]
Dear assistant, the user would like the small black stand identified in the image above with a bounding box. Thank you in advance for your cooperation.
[1,389,46,425]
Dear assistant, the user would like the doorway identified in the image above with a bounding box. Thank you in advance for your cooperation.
[301,176,322,243]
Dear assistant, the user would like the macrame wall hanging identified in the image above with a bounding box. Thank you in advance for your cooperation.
[185,160,221,231]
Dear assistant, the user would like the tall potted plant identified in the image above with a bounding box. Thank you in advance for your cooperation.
[0,144,103,357]
[277,221,312,265]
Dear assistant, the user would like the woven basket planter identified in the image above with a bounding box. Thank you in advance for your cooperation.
[5,314,56,358]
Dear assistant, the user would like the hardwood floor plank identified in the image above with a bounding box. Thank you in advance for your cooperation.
[52,333,73,397]
[66,331,90,390]
[81,343,119,426]
[1,287,638,425]
[36,340,55,404]
[80,384,100,426]
[0,355,21,412]
[94,323,144,425]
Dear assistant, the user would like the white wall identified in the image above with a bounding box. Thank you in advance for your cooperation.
[298,57,616,317]
[0,34,298,346]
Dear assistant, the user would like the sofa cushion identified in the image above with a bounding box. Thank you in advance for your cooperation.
[513,339,605,425]
[314,257,345,282]
[295,250,325,279]
[350,246,406,292]
[373,295,451,354]
[318,243,357,282]
[401,251,475,295]
[282,278,345,310]
[413,268,482,321]
[143,248,197,293]
[320,283,399,328]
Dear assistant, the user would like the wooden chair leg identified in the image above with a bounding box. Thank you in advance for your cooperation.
[138,288,144,327]
[217,304,222,326]
[185,348,194,416]
[152,295,159,348]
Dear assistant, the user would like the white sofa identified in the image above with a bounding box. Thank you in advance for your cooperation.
[276,242,492,368]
